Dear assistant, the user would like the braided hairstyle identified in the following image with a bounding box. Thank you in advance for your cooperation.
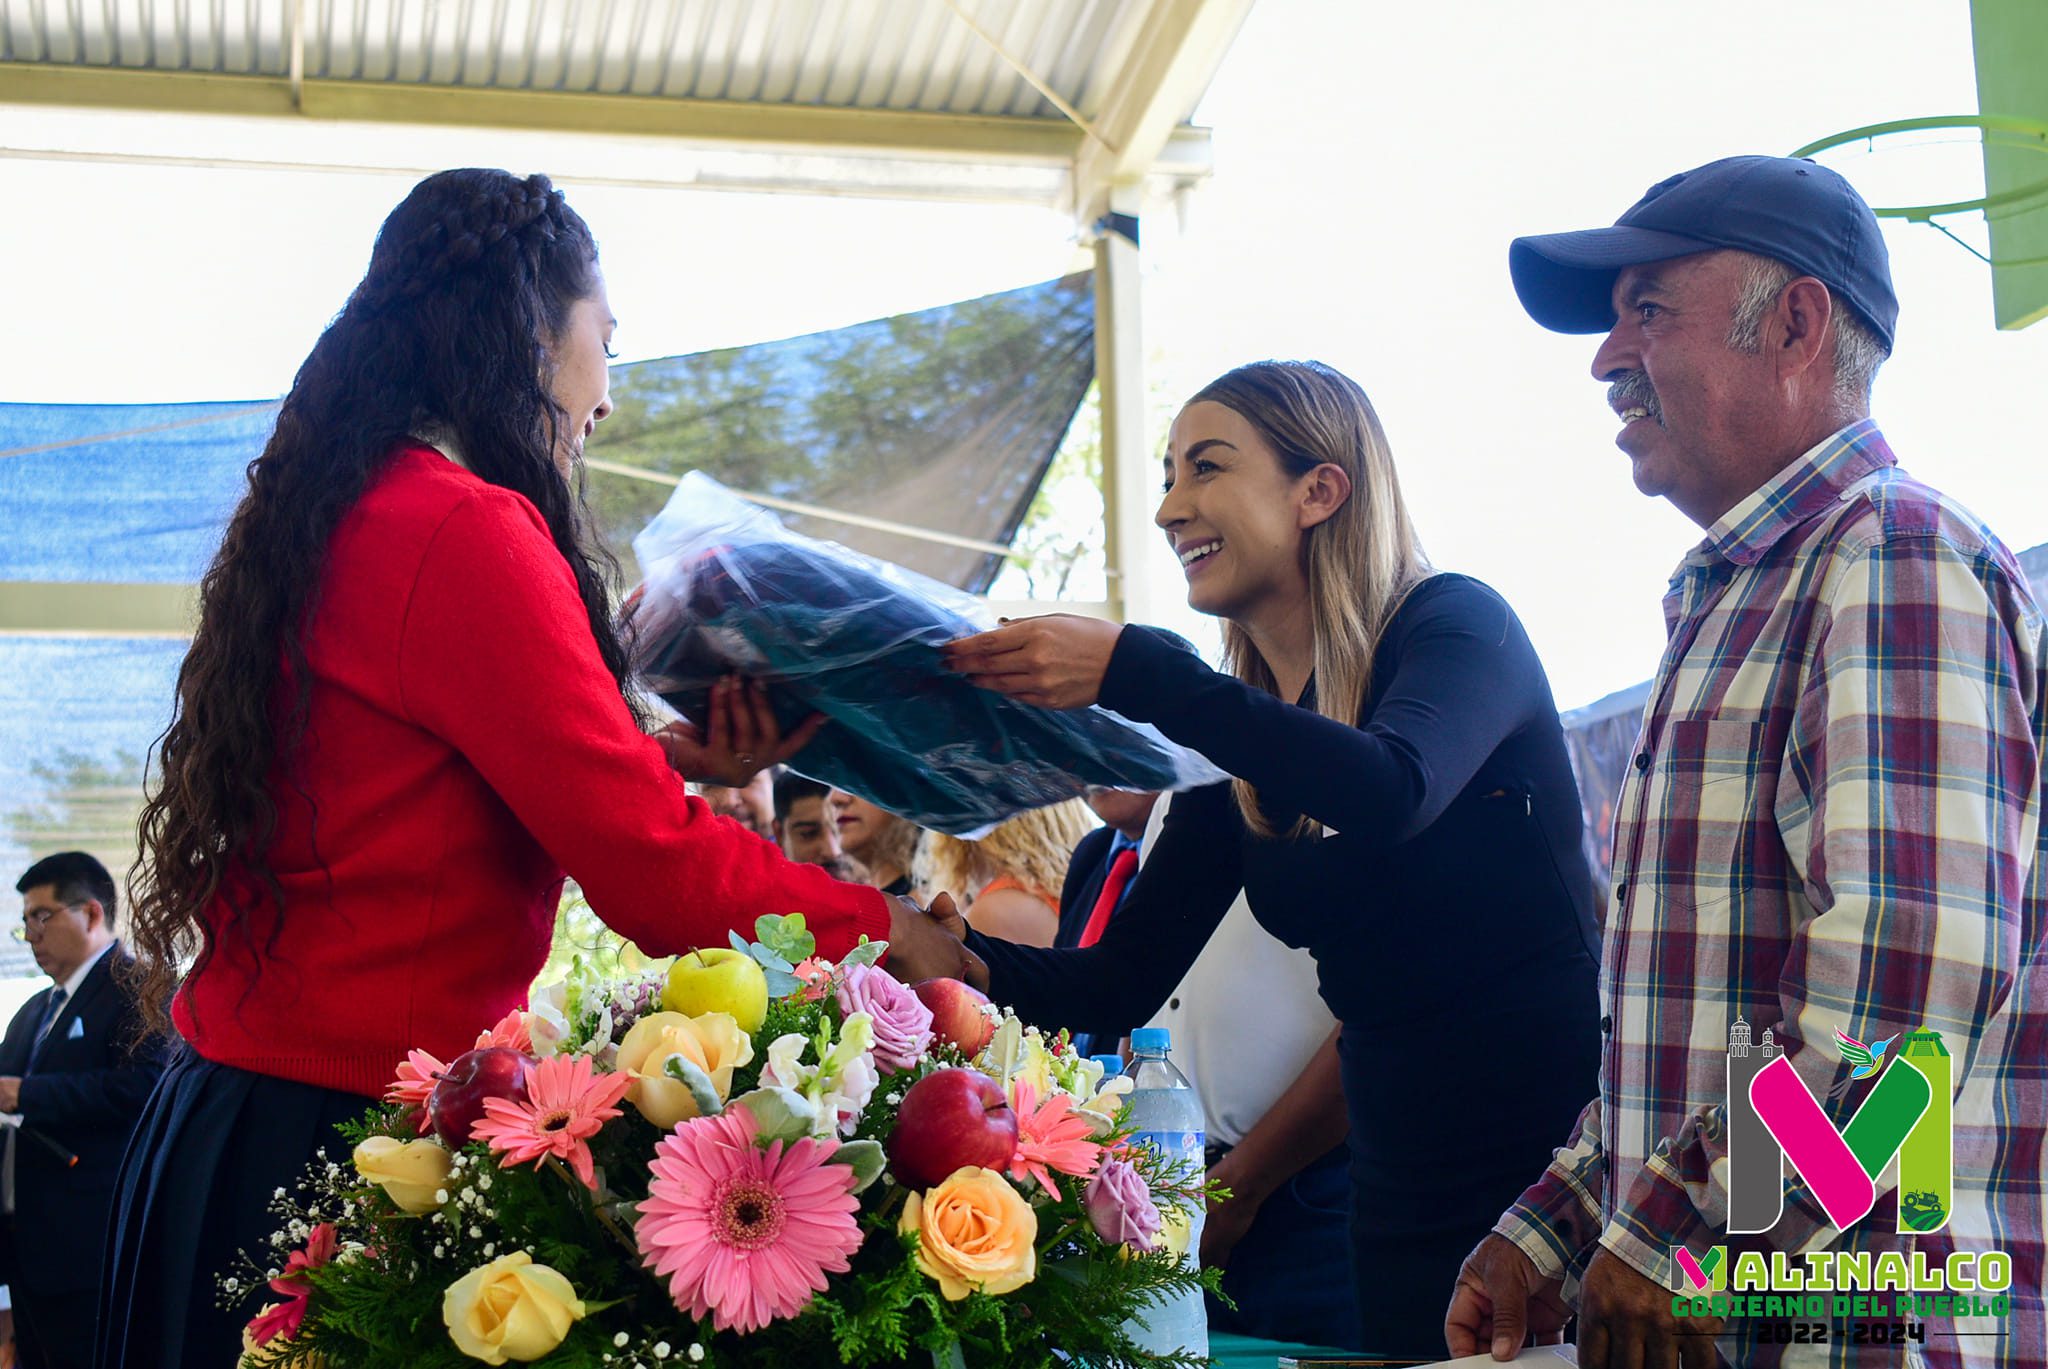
[129,169,627,1033]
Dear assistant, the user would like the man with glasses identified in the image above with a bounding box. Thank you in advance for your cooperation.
[2,853,165,1369]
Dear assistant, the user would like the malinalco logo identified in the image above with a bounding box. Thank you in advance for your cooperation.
[1727,1019,1951,1236]
[1675,1021,1953,1294]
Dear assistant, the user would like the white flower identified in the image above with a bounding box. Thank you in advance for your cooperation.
[614,1333,631,1348]
[688,1347,706,1363]
[527,980,574,1058]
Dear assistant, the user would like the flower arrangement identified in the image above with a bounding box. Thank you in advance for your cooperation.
[236,917,1219,1368]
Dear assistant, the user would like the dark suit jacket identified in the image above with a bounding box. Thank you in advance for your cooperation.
[1052,827,1144,1047]
[1055,826,1118,950]
[0,944,168,1295]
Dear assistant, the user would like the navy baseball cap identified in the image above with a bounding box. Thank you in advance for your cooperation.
[1509,155,1897,349]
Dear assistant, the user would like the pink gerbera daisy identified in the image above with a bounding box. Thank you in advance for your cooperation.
[1006,1080,1103,1198]
[471,1053,631,1189]
[475,1007,534,1053]
[636,1107,864,1334]
[386,1048,447,1135]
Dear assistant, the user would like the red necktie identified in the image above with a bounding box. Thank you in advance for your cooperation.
[1077,847,1140,948]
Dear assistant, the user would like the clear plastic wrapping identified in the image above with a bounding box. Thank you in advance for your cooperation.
[629,473,1223,837]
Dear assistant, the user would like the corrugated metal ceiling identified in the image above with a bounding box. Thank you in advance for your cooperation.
[0,0,1146,120]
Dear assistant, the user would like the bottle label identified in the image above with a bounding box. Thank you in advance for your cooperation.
[1128,1129,1205,1165]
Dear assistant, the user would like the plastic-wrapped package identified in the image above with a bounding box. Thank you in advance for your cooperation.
[629,473,1224,837]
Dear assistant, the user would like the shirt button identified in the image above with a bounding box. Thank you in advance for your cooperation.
[1169,997,1181,1010]
[1601,1015,1613,1034]
[1634,750,1651,772]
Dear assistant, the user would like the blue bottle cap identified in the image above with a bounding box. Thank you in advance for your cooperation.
[1090,1054,1124,1077]
[1129,1027,1171,1053]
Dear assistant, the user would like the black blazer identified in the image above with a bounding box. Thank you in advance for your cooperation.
[0,944,168,1295]
[1050,826,1143,1047]
[1054,825,1117,950]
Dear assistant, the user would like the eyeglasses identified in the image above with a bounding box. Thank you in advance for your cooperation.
[11,902,83,942]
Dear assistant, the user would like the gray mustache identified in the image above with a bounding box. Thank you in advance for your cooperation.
[1607,371,1662,420]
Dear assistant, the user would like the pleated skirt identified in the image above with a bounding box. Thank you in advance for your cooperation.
[94,1049,372,1369]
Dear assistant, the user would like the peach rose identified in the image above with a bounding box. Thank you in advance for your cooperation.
[442,1252,584,1364]
[898,1166,1038,1300]
[353,1135,454,1215]
[615,1011,755,1129]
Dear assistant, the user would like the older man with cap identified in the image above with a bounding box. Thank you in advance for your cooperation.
[1446,155,2046,1369]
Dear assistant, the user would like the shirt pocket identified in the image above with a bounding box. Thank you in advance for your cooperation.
[1654,721,1769,819]
[1655,716,1768,909]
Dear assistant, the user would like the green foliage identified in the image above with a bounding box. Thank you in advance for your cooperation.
[541,887,651,988]
[2,748,148,891]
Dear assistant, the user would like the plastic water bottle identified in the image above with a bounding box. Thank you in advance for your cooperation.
[1122,1027,1209,1359]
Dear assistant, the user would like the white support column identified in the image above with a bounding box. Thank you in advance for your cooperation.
[1093,185,1151,626]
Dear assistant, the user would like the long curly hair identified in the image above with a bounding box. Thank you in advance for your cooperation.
[127,169,627,1033]
[914,799,1095,906]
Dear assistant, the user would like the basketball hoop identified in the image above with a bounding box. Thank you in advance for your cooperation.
[1792,115,2048,268]
[1794,115,2048,219]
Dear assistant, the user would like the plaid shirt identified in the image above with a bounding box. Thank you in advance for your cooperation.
[1497,421,2048,1368]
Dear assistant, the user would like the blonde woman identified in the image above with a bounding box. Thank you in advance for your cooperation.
[914,798,1094,947]
[941,361,1600,1359]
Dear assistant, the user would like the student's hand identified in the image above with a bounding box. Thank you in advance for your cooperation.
[0,1076,19,1112]
[656,676,826,785]
[1445,1233,1574,1360]
[942,615,1123,709]
[1200,1154,1265,1270]
[1577,1247,1721,1369]
[884,893,987,988]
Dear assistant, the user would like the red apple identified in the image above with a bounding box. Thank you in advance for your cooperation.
[912,978,997,1056]
[429,1047,533,1145]
[887,1067,1018,1189]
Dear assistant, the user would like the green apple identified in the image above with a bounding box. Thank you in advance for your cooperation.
[663,948,769,1034]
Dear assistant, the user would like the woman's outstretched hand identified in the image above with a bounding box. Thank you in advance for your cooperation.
[885,891,988,990]
[941,614,1123,710]
[655,675,826,786]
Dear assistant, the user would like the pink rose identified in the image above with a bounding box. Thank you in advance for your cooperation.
[835,963,933,1072]
[1083,1158,1163,1252]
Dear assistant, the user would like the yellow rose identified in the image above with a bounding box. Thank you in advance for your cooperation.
[899,1166,1038,1300]
[353,1135,454,1215]
[1155,1201,1193,1261]
[442,1251,585,1364]
[615,1011,755,1129]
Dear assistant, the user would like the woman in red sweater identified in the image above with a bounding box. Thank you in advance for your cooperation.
[97,169,973,1368]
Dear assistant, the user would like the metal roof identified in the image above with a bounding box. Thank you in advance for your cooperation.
[0,0,1252,211]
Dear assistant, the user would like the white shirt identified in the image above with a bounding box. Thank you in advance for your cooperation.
[1139,795,1338,1147]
